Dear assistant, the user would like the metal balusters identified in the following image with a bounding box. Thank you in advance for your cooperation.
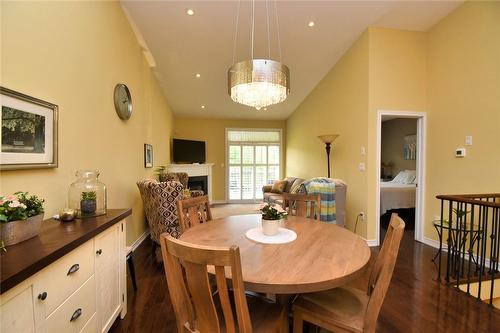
[435,193,500,307]
[445,200,453,284]
[438,199,444,281]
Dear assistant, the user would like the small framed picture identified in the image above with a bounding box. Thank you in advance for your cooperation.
[1,87,58,170]
[144,143,153,168]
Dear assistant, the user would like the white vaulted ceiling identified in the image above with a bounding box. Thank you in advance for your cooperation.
[121,0,462,120]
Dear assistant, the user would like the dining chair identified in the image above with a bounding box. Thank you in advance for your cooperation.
[292,213,405,333]
[283,193,321,221]
[160,234,287,333]
[176,195,213,233]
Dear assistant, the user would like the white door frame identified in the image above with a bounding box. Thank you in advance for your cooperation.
[375,110,427,245]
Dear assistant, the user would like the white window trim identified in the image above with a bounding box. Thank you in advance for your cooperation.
[225,128,283,203]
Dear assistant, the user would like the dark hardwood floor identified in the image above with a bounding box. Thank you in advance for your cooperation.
[110,231,500,332]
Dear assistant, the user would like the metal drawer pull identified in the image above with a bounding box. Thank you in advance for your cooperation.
[67,263,80,275]
[96,249,102,255]
[38,292,48,301]
[70,308,82,322]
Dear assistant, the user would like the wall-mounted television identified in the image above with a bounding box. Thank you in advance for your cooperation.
[173,139,206,163]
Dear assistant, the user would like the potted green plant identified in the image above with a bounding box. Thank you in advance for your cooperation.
[80,191,97,216]
[0,192,45,246]
[155,165,168,182]
[259,202,288,236]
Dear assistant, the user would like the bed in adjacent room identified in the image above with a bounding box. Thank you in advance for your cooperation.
[380,170,416,215]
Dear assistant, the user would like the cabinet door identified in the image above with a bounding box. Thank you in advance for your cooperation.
[0,286,35,333]
[95,223,121,332]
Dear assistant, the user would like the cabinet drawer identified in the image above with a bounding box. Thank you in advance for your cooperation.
[45,275,96,333]
[80,313,97,333]
[33,239,94,316]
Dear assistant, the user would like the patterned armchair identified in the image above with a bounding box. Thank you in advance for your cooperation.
[137,179,184,245]
[163,172,204,197]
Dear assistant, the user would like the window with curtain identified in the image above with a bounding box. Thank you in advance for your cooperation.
[227,129,282,201]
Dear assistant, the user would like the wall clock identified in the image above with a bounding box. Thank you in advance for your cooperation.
[113,83,132,120]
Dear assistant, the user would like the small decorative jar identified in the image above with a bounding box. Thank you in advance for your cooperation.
[68,170,107,218]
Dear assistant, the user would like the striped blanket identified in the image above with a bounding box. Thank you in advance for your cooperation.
[301,177,336,223]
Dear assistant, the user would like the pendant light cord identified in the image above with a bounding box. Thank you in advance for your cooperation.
[234,0,279,62]
[274,0,282,62]
[251,0,255,59]
[232,0,241,65]
[266,0,271,59]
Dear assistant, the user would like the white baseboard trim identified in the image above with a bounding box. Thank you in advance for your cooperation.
[130,229,150,252]
[363,238,379,247]
[420,236,448,250]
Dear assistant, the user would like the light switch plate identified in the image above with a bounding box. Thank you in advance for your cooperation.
[465,136,472,145]
[358,162,366,171]
[455,148,466,157]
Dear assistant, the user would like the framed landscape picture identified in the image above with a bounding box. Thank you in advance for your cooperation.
[144,143,153,168]
[1,87,58,170]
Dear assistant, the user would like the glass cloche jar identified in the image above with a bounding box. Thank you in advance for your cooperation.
[68,170,107,218]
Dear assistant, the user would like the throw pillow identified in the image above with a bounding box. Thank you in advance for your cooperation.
[290,183,302,194]
[271,180,287,194]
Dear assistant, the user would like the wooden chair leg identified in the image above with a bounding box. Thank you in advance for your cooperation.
[293,310,304,333]
[282,310,289,333]
[151,237,157,259]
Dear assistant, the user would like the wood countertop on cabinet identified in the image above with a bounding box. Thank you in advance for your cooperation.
[0,208,132,294]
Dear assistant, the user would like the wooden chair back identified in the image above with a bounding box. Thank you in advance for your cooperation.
[283,193,321,221]
[160,234,252,333]
[365,213,405,332]
[176,195,212,233]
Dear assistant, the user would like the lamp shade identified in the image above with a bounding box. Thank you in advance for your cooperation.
[318,134,339,144]
[228,59,290,110]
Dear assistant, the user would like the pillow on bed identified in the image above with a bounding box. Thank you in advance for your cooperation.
[405,170,417,184]
[392,170,416,184]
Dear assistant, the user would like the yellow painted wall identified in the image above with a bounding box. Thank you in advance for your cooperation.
[424,1,500,241]
[381,118,418,177]
[0,1,174,245]
[367,28,427,240]
[173,117,286,202]
[286,31,369,235]
[287,2,499,243]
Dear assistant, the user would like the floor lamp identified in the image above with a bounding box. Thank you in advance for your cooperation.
[318,134,339,178]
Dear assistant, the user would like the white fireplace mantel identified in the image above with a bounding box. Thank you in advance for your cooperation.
[168,163,214,201]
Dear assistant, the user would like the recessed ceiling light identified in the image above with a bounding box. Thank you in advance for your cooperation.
[201,105,205,109]
[263,107,268,111]
[308,21,315,27]
[186,9,194,16]
[195,73,201,78]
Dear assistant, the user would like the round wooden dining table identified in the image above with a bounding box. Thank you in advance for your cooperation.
[179,214,371,295]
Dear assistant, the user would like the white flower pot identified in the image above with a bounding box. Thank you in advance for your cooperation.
[0,214,44,246]
[262,218,282,236]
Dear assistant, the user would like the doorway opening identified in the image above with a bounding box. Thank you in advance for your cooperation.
[376,111,426,245]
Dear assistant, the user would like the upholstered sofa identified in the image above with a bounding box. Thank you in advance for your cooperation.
[262,177,347,227]
[262,177,305,204]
